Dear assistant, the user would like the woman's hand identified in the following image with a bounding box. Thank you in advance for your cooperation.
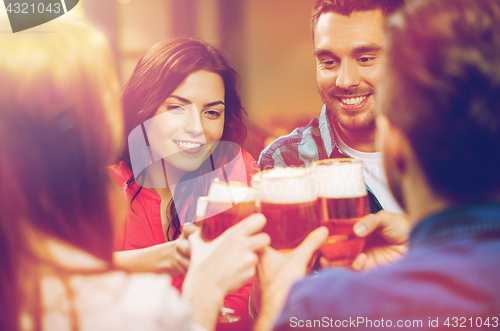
[113,225,196,276]
[185,213,270,295]
[169,225,196,274]
[182,213,270,331]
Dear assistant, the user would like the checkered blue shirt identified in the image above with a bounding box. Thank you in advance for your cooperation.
[258,105,344,169]
[258,105,383,214]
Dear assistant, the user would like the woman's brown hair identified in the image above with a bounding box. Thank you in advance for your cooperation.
[120,38,247,239]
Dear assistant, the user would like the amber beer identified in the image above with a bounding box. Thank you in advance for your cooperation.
[196,179,257,241]
[201,201,256,241]
[259,167,320,251]
[312,159,369,266]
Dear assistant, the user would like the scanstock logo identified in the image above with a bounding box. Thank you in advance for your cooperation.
[4,0,79,33]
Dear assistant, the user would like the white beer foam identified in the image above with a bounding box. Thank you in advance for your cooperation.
[259,167,316,204]
[207,180,257,204]
[260,167,308,179]
[196,196,209,217]
[251,173,262,208]
[251,172,261,190]
[312,161,366,198]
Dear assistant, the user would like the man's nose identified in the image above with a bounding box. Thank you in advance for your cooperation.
[336,61,361,90]
[184,107,204,136]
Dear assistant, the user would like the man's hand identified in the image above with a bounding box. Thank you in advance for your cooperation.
[254,227,328,331]
[353,211,410,270]
[319,210,410,271]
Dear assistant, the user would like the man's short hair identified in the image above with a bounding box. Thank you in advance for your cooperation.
[311,0,405,39]
[385,0,500,202]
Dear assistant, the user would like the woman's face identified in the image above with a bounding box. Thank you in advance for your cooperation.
[145,70,225,173]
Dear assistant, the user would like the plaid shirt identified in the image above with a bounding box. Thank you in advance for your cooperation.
[258,105,383,214]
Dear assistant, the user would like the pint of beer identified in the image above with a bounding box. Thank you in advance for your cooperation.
[251,172,261,209]
[312,159,369,266]
[258,167,320,251]
[196,179,257,241]
[195,196,209,223]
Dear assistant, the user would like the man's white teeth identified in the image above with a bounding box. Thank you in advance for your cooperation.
[177,141,202,149]
[341,95,367,105]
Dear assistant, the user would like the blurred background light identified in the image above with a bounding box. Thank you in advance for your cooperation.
[68,0,322,160]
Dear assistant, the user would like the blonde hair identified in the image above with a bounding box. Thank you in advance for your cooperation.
[0,20,123,330]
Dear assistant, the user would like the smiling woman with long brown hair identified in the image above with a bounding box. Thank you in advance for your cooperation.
[111,38,259,330]
[0,20,268,331]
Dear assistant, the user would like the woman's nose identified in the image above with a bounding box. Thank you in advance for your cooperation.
[184,106,204,136]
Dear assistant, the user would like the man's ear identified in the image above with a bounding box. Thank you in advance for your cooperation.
[376,115,410,175]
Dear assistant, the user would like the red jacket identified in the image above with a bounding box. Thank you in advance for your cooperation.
[111,149,258,331]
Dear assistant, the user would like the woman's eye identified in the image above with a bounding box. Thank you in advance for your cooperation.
[166,105,185,112]
[204,110,222,119]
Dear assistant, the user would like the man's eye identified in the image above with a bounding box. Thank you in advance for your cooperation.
[358,57,376,64]
[320,59,337,68]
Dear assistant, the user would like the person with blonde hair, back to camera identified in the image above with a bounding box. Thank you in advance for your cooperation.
[0,19,269,331]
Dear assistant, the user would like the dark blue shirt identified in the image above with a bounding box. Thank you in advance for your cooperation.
[274,203,500,330]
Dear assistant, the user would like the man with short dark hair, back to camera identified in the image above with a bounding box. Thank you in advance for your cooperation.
[255,0,500,329]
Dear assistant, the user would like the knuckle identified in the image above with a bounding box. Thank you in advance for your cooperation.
[247,254,258,266]
[247,268,256,278]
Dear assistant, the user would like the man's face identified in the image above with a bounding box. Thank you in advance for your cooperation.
[314,10,385,133]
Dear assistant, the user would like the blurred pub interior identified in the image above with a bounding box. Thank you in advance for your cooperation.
[79,0,323,160]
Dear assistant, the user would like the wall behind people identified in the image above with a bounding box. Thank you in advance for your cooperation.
[242,0,323,158]
[76,0,322,160]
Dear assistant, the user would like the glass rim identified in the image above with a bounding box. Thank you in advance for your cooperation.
[213,178,251,187]
[310,158,362,167]
[208,180,258,202]
[258,167,312,180]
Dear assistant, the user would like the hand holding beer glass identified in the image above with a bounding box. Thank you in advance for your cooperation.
[311,159,369,266]
[196,179,258,241]
[195,178,258,323]
[258,167,321,252]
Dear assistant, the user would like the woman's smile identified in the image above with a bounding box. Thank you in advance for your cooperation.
[147,70,226,172]
[173,140,206,154]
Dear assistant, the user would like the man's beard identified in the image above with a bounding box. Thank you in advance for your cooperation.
[318,85,376,132]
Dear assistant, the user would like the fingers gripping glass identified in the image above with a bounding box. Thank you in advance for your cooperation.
[196,179,257,323]
[311,159,369,266]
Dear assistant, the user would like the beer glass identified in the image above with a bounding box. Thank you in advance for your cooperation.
[258,167,320,252]
[195,178,257,323]
[195,196,209,223]
[311,158,369,266]
[250,172,261,209]
[197,179,257,241]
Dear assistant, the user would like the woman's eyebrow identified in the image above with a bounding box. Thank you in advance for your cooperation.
[168,95,192,104]
[205,100,225,108]
[167,96,224,108]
